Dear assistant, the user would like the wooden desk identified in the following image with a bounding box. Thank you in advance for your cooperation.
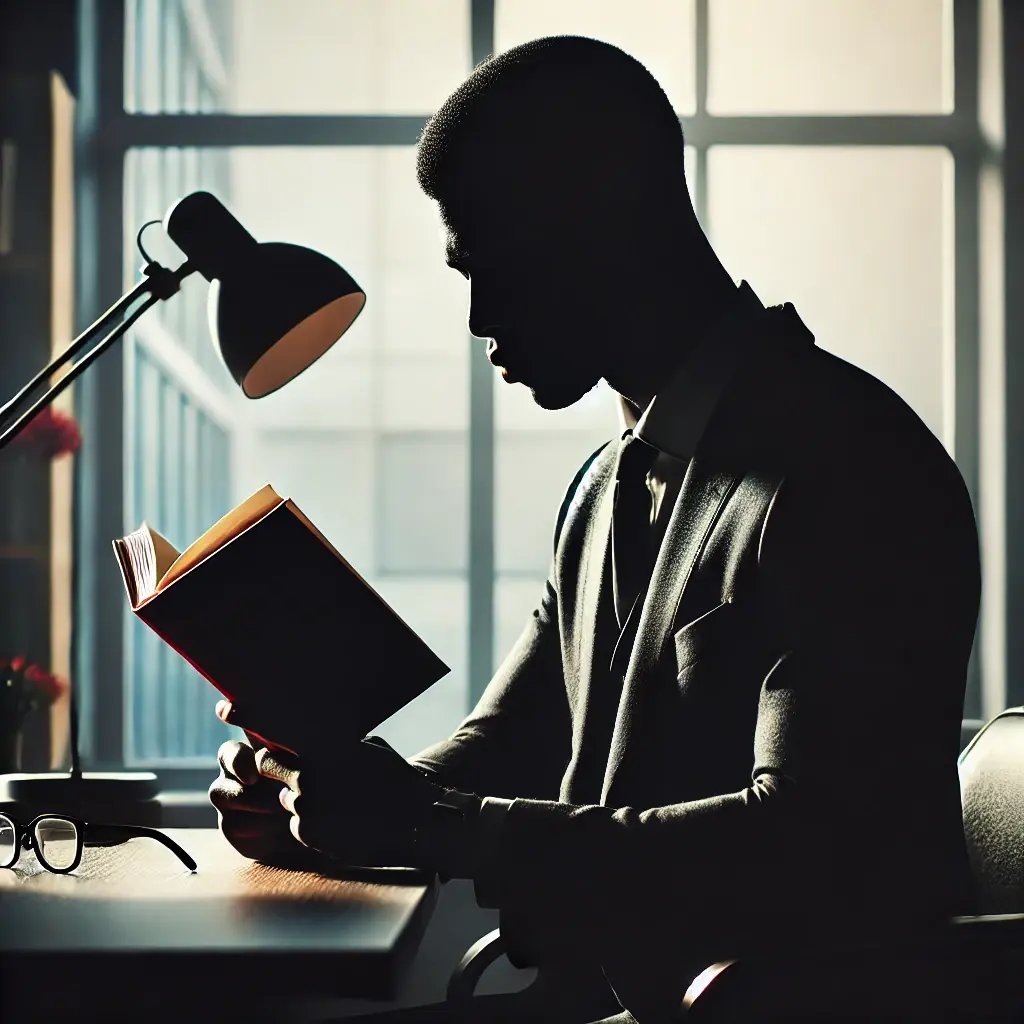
[0,828,438,1022]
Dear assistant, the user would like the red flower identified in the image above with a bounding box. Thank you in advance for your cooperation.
[24,664,66,702]
[0,657,68,719]
[8,406,82,459]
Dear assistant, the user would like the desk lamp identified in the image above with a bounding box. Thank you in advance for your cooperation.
[0,191,365,819]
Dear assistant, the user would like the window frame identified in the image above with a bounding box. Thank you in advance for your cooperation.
[73,0,998,788]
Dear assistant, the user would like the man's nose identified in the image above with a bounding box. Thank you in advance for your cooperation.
[469,320,504,343]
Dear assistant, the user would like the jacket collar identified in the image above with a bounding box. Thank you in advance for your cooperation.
[617,280,766,460]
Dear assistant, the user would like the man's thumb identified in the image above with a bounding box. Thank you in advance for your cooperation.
[215,700,260,750]
[215,699,238,725]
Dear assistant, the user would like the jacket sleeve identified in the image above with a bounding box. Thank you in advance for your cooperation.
[408,444,610,801]
[466,448,979,1013]
[408,574,567,800]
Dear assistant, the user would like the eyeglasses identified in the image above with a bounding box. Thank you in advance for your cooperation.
[0,812,197,874]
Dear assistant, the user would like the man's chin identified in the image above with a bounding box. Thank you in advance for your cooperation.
[525,374,601,411]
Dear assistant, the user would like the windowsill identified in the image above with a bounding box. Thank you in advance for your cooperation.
[158,789,219,828]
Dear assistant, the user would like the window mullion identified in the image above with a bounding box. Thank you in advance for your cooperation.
[468,0,496,706]
[75,0,129,767]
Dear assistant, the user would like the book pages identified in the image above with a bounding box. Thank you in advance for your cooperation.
[156,484,282,592]
[149,527,180,582]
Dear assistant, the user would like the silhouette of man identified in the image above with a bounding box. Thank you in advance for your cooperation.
[210,37,980,1024]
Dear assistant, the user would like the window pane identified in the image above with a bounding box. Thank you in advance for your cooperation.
[707,146,953,446]
[379,357,468,430]
[494,0,696,114]
[380,434,467,573]
[235,432,377,578]
[125,0,469,114]
[708,0,951,114]
[496,433,612,575]
[126,347,235,763]
[371,578,468,756]
[495,576,547,674]
[122,145,469,763]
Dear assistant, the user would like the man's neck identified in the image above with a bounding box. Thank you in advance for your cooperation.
[606,253,739,415]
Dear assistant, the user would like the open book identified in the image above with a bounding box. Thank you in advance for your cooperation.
[113,485,449,753]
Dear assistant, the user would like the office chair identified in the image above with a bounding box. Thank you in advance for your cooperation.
[445,708,1024,1022]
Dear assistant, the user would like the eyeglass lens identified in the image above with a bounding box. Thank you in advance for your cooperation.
[0,814,15,867]
[33,816,79,871]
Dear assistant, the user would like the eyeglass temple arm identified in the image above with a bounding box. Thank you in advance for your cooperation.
[84,823,197,871]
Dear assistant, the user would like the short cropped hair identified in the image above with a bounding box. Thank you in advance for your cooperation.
[416,36,689,229]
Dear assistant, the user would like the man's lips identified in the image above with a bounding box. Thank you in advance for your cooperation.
[486,340,519,382]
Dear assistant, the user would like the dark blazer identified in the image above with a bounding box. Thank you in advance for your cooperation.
[413,302,980,1021]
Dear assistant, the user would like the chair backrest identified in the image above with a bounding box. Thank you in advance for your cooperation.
[958,707,1024,914]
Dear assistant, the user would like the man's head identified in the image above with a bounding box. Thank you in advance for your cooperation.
[417,35,700,409]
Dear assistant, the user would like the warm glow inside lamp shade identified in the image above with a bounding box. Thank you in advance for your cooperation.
[240,291,367,398]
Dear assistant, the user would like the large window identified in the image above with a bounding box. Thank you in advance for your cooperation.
[75,1,1002,783]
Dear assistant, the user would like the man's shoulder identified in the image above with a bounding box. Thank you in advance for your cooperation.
[720,311,951,479]
[723,321,976,558]
[554,439,616,545]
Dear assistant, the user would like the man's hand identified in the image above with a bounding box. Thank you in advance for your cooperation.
[208,700,331,870]
[208,736,299,864]
[256,734,449,868]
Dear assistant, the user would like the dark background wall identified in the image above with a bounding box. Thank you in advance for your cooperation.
[0,1,79,769]
[0,1,77,86]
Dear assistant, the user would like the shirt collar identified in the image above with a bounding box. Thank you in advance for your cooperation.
[618,280,765,460]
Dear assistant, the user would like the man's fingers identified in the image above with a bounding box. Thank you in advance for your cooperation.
[289,812,315,849]
[216,699,302,756]
[279,786,298,815]
[255,747,302,789]
[216,740,261,787]
[208,775,282,815]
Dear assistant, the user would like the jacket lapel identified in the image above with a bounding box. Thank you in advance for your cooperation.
[597,304,815,803]
[600,455,740,804]
[569,457,617,714]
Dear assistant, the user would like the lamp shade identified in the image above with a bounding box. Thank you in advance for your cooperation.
[163,191,365,397]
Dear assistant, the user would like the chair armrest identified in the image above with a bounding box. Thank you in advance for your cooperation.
[682,915,1024,1021]
[949,912,1024,949]
[446,928,507,1003]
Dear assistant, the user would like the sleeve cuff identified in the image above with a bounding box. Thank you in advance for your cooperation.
[472,796,515,908]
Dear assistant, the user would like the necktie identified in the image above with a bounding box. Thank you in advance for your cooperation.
[611,433,659,628]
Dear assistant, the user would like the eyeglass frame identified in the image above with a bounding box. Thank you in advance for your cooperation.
[0,812,197,874]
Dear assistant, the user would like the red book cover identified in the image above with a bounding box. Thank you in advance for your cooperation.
[113,487,449,755]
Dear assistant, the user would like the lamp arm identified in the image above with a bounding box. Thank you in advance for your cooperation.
[0,259,196,451]
[0,292,160,450]
[0,277,153,427]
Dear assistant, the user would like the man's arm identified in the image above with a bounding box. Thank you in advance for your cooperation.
[245,446,612,876]
[408,443,610,800]
[408,573,569,800]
